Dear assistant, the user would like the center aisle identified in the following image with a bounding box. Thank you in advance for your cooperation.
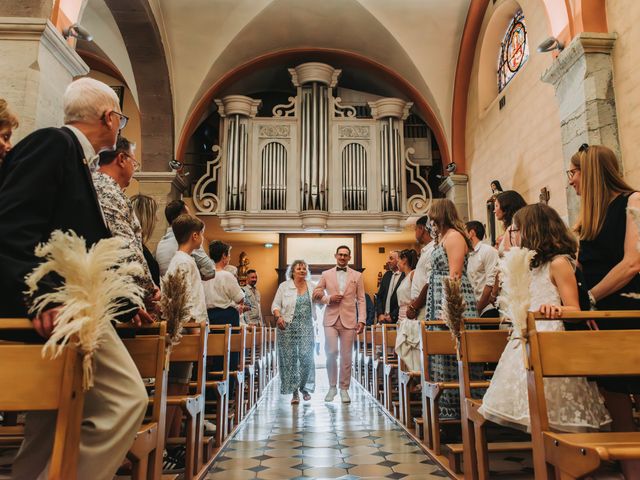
[206,372,449,479]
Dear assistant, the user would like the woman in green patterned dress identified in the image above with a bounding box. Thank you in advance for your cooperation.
[272,259,318,404]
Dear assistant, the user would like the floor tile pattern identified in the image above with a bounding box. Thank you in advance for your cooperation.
[206,372,447,479]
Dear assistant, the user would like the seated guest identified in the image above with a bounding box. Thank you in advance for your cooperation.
[242,269,263,326]
[131,194,161,286]
[164,214,208,469]
[94,137,157,303]
[465,221,500,318]
[156,199,215,279]
[375,250,404,323]
[0,77,149,480]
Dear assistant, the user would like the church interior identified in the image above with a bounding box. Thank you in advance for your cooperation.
[1,0,640,479]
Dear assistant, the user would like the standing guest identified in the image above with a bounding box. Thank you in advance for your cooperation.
[203,240,246,327]
[313,246,366,403]
[406,215,435,320]
[163,214,208,468]
[375,250,405,323]
[569,144,640,479]
[156,199,215,279]
[394,249,421,371]
[0,77,148,480]
[131,194,161,287]
[425,199,479,420]
[94,137,157,303]
[243,269,263,326]
[478,204,610,432]
[272,260,317,404]
[0,98,18,170]
[465,221,500,318]
[494,190,526,253]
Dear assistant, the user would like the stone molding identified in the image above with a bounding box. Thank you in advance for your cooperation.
[215,95,262,118]
[368,98,413,120]
[288,62,341,87]
[0,17,88,77]
[338,126,370,139]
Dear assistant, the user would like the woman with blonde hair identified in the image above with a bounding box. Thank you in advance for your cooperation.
[425,199,479,419]
[0,99,19,169]
[130,194,160,286]
[569,143,640,478]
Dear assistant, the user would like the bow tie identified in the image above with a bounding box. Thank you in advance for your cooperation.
[336,267,347,272]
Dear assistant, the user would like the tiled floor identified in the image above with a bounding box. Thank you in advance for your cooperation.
[206,371,449,479]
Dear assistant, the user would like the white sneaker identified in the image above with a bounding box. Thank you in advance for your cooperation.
[340,389,351,403]
[324,387,337,402]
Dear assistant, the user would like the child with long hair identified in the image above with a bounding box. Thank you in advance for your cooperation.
[478,203,610,432]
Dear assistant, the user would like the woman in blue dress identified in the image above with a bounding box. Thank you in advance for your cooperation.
[272,259,318,404]
[425,199,480,419]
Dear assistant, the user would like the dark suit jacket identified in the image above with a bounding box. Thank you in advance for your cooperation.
[0,127,115,318]
[375,270,405,322]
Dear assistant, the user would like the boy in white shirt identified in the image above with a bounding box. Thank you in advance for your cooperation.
[164,213,207,468]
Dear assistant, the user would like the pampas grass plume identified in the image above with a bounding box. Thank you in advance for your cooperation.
[159,269,192,367]
[497,246,535,339]
[442,276,466,348]
[25,230,145,390]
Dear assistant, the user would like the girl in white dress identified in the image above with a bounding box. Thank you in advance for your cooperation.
[478,204,611,432]
[395,249,422,371]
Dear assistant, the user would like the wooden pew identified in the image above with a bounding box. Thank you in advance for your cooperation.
[244,325,257,411]
[370,324,384,401]
[457,321,513,480]
[397,345,422,432]
[254,326,266,397]
[264,327,273,385]
[228,326,247,431]
[0,319,84,480]
[526,311,640,480]
[203,325,231,451]
[361,326,373,393]
[167,322,207,480]
[120,323,169,480]
[269,326,278,380]
[382,324,399,414]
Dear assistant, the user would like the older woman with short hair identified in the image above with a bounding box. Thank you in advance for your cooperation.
[272,259,318,404]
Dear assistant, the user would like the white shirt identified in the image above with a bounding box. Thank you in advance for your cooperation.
[467,241,500,314]
[165,251,208,323]
[384,271,402,314]
[156,227,216,278]
[336,268,348,293]
[411,241,435,299]
[271,279,317,324]
[203,269,245,309]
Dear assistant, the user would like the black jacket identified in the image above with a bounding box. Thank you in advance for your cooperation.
[375,270,405,322]
[0,127,114,317]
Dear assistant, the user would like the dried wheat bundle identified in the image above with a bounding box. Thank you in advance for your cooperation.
[497,246,535,340]
[442,276,466,350]
[25,230,145,390]
[158,269,192,367]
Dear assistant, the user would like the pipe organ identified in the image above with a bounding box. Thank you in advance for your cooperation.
[193,62,433,232]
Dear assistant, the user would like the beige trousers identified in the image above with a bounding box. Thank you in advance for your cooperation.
[11,324,148,480]
[324,318,357,390]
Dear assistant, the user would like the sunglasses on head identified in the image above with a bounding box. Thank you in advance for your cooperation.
[578,143,589,153]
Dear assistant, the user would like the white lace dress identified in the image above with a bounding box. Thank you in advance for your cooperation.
[395,272,421,371]
[478,259,611,432]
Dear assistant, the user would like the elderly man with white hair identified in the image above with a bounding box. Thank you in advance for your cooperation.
[0,77,149,480]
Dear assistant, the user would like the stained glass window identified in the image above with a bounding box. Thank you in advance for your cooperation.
[498,10,529,93]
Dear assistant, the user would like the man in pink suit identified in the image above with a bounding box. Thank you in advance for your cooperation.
[313,245,365,403]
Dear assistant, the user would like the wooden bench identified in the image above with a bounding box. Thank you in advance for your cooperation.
[457,322,511,480]
[526,311,640,480]
[382,324,398,414]
[0,319,84,479]
[228,326,247,431]
[269,326,278,380]
[244,325,257,411]
[361,326,373,392]
[203,324,231,451]
[254,326,266,397]
[120,322,169,480]
[370,325,384,401]
[168,322,208,480]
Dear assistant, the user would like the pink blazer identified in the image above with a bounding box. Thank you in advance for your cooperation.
[314,267,366,329]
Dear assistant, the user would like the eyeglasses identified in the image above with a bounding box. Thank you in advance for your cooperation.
[122,152,139,170]
[578,143,589,153]
[566,167,580,179]
[104,110,129,131]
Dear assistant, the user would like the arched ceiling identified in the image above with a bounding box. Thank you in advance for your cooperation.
[151,0,471,150]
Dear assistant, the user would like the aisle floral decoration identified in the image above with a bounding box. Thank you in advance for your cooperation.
[158,269,192,367]
[497,246,535,342]
[25,230,145,391]
[442,276,466,356]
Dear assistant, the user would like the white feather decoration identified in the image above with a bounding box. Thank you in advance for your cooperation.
[497,246,535,340]
[25,230,145,390]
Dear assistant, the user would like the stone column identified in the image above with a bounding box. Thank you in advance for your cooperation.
[541,32,619,224]
[0,17,88,138]
[439,174,470,222]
